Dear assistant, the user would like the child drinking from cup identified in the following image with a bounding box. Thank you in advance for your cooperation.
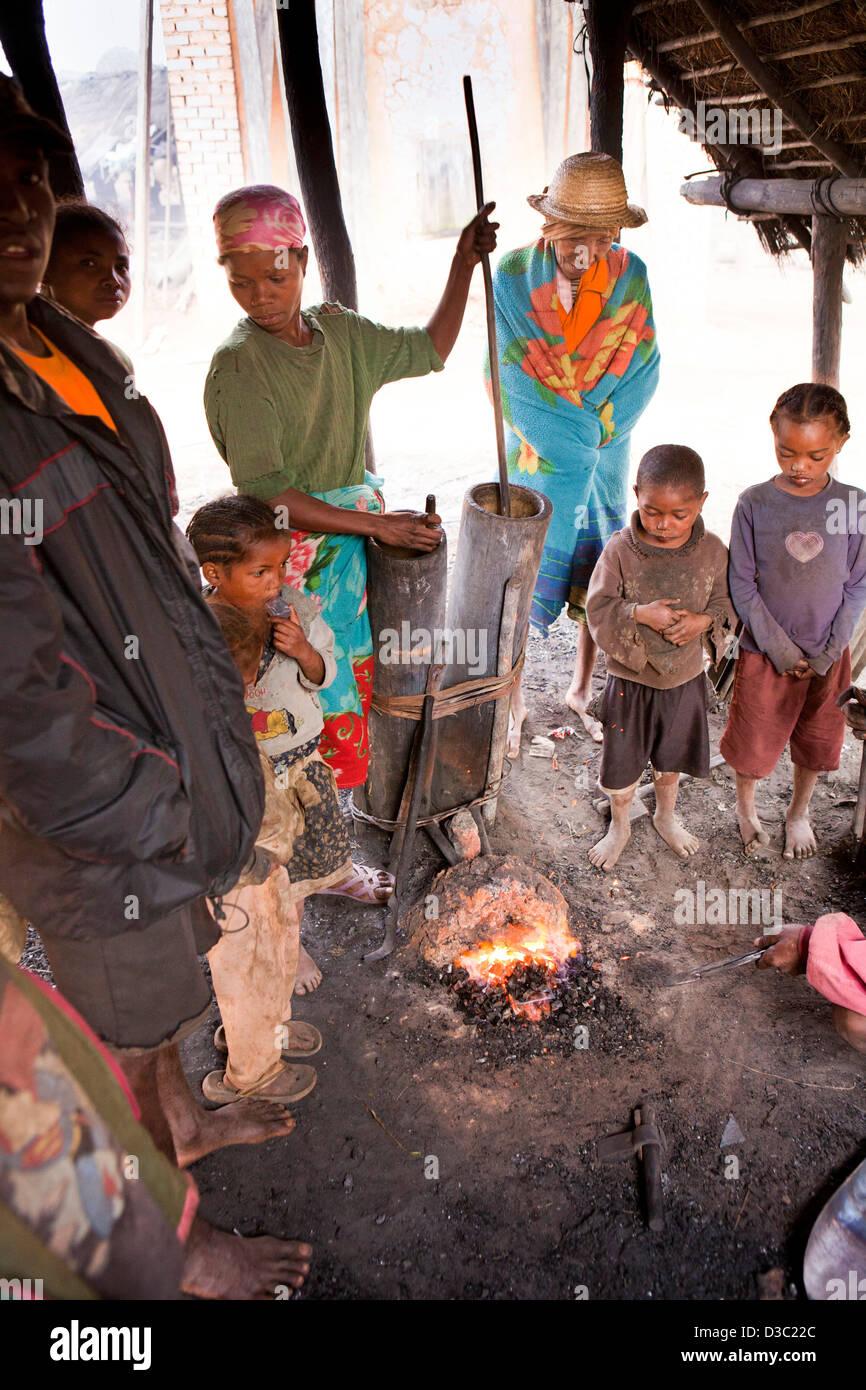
[187,495,393,994]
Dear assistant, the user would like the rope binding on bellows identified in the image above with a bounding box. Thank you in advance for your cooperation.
[369,646,525,722]
[350,768,511,833]
[353,639,526,832]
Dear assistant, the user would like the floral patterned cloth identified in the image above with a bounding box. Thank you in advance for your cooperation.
[285,472,385,788]
[490,239,660,633]
[0,960,195,1299]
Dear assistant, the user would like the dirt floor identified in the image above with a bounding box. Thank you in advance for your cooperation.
[173,621,866,1302]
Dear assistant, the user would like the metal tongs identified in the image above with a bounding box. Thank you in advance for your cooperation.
[671,944,771,986]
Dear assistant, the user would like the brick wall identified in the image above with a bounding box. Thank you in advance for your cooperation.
[161,2,246,319]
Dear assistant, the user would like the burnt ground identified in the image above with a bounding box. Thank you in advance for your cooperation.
[22,624,863,1303]
[174,621,865,1302]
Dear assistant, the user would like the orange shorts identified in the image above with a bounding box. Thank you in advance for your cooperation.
[720,647,850,780]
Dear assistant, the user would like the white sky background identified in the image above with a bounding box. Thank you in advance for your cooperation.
[40,0,165,74]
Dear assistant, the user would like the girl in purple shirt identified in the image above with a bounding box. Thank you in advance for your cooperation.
[721,384,866,859]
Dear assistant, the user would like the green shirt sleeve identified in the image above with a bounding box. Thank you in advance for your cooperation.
[204,354,288,500]
[341,312,444,393]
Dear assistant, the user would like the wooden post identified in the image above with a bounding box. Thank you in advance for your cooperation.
[0,0,83,199]
[811,214,846,386]
[584,0,637,161]
[133,0,153,346]
[232,0,271,181]
[275,0,358,309]
[162,69,172,306]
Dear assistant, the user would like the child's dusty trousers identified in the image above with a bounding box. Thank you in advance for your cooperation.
[207,865,301,1093]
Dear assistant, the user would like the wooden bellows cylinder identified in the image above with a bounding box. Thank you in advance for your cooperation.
[429,483,551,816]
[354,514,447,826]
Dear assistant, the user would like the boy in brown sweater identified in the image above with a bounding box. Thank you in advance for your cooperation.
[585,445,735,870]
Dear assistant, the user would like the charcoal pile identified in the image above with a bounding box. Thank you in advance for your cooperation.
[417,948,648,1063]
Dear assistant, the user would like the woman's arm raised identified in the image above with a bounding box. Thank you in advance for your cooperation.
[425,203,498,364]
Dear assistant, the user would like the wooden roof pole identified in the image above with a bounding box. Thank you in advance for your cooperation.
[585,0,638,161]
[692,0,863,179]
[275,0,358,309]
[133,0,153,347]
[0,0,83,199]
[681,176,866,216]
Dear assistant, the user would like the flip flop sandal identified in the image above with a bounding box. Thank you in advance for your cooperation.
[213,1021,323,1060]
[202,1063,317,1107]
[318,863,394,905]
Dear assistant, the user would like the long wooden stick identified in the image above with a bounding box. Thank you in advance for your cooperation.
[463,75,511,519]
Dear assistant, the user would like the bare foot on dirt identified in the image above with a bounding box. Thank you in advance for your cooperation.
[784,814,817,859]
[294,942,322,996]
[181,1219,312,1299]
[175,1099,295,1167]
[506,687,527,759]
[737,811,770,854]
[565,689,603,743]
[653,811,699,858]
[589,822,631,870]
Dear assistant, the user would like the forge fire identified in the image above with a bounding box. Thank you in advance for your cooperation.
[453,921,582,1022]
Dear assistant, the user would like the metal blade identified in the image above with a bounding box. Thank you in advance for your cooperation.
[671,946,769,985]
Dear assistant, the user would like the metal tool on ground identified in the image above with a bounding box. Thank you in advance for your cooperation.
[597,1105,665,1232]
[463,74,510,520]
[671,944,770,986]
[362,663,444,963]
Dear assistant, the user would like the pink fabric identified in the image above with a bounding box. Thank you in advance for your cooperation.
[176,1180,199,1243]
[214,185,306,256]
[801,913,866,1016]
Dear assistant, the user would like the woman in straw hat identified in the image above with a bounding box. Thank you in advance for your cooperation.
[490,153,659,754]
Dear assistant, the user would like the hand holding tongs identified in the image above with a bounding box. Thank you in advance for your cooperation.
[671,944,772,986]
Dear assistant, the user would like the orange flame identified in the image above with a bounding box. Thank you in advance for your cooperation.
[454,920,581,1022]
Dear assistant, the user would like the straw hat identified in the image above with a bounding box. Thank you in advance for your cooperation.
[527,152,647,230]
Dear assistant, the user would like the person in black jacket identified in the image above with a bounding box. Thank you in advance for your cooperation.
[0,78,311,1296]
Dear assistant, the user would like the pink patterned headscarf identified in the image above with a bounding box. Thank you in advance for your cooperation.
[213,185,306,258]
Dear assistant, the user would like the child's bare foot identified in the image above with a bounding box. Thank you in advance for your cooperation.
[182,1218,312,1299]
[737,811,771,854]
[506,687,527,759]
[565,688,603,742]
[784,814,817,859]
[653,811,699,858]
[174,1099,295,1167]
[589,821,631,870]
[295,942,322,995]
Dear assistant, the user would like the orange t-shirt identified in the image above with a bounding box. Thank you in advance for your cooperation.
[13,326,116,432]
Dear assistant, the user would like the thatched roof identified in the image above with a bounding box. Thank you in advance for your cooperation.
[624,0,866,258]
